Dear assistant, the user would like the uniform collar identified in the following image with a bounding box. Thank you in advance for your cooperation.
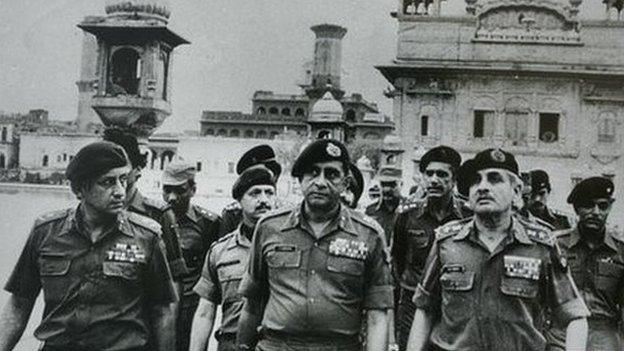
[570,227,618,252]
[184,205,199,224]
[61,206,133,239]
[281,202,358,237]
[228,225,251,249]
[454,217,533,245]
[425,195,465,220]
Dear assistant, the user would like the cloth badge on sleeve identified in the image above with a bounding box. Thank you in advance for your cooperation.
[329,238,368,260]
[504,255,541,280]
[106,243,146,263]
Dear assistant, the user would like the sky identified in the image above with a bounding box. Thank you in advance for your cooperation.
[0,0,605,133]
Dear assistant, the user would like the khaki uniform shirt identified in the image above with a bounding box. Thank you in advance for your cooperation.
[364,197,403,245]
[392,196,471,290]
[545,226,624,350]
[414,217,589,351]
[194,225,252,336]
[238,204,394,338]
[5,207,177,350]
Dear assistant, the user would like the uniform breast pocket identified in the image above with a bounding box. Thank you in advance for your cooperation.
[266,247,301,269]
[326,255,365,276]
[440,269,475,322]
[39,254,71,277]
[595,260,624,292]
[217,260,245,303]
[103,261,140,281]
[407,229,429,249]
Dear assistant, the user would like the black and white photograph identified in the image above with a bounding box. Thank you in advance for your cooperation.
[0,0,622,350]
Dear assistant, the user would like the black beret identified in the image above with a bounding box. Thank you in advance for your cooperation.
[236,144,282,181]
[232,165,276,200]
[102,127,146,169]
[66,141,130,182]
[348,162,364,206]
[567,177,614,205]
[529,169,551,192]
[419,145,461,173]
[456,148,519,197]
[291,139,350,178]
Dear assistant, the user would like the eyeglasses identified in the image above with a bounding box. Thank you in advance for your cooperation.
[424,170,450,178]
[577,200,611,211]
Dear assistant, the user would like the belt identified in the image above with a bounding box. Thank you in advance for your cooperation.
[262,330,360,347]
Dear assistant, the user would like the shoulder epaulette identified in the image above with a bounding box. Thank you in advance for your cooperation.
[397,198,426,214]
[259,207,292,223]
[127,211,161,235]
[222,201,241,213]
[194,205,220,222]
[351,211,384,235]
[142,196,168,212]
[515,214,555,231]
[608,226,624,244]
[211,231,235,250]
[523,224,555,246]
[435,218,470,240]
[34,208,72,227]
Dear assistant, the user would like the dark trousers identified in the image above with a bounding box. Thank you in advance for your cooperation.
[177,299,199,351]
[397,287,417,351]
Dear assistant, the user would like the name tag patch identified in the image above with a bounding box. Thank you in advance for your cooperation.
[329,238,368,260]
[504,255,541,280]
[107,243,146,263]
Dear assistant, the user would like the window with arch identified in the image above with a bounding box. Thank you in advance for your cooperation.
[160,151,174,170]
[257,107,266,114]
[156,50,170,100]
[205,129,214,136]
[0,154,5,169]
[196,162,202,172]
[538,113,560,143]
[269,107,279,115]
[473,110,495,138]
[230,129,240,138]
[281,108,291,116]
[217,129,227,137]
[256,130,268,139]
[109,48,141,95]
[318,130,331,139]
[598,118,616,143]
[1,127,7,142]
[244,130,254,138]
[421,115,429,136]
[295,108,305,117]
[346,109,356,122]
[270,131,280,139]
[42,155,49,167]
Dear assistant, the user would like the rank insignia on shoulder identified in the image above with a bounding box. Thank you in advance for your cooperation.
[106,243,146,263]
[504,255,541,280]
[329,238,368,260]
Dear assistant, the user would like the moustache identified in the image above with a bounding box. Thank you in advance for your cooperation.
[255,203,272,211]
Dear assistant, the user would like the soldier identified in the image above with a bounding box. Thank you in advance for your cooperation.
[190,165,277,351]
[545,177,623,350]
[392,145,470,351]
[236,139,394,351]
[161,159,221,351]
[366,166,404,245]
[219,144,282,236]
[103,128,189,278]
[406,148,589,351]
[526,170,573,230]
[0,141,178,351]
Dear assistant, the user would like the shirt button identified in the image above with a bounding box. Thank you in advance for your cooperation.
[314,242,319,247]
[311,270,316,275]
[310,298,315,303]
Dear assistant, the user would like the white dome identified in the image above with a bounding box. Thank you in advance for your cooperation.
[310,91,343,122]
[105,0,171,22]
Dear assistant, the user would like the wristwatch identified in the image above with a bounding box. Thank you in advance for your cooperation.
[388,343,399,351]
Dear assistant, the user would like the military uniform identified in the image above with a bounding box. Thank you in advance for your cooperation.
[413,217,589,351]
[364,198,404,245]
[194,225,253,351]
[238,204,394,350]
[530,207,574,231]
[545,227,624,351]
[391,196,471,350]
[127,189,220,351]
[5,207,177,351]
